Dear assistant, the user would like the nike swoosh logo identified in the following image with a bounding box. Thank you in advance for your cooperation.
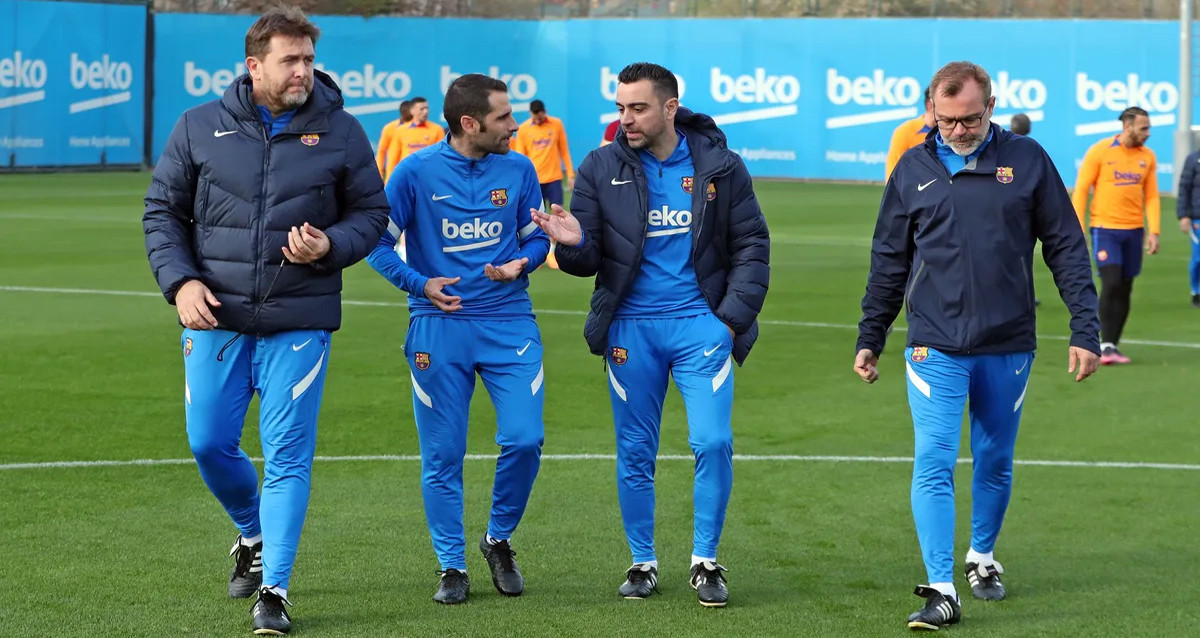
[917,179,937,191]
[516,341,531,356]
[432,194,453,201]
[292,338,312,352]
[611,178,632,186]
[213,130,237,138]
[703,345,720,357]
[1015,360,1028,375]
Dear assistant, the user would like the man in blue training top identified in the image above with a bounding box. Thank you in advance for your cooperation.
[143,6,389,635]
[533,62,770,608]
[854,60,1100,631]
[367,73,550,605]
[1176,146,1200,307]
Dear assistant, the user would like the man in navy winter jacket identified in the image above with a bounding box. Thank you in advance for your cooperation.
[533,62,769,608]
[142,7,388,634]
[854,61,1099,631]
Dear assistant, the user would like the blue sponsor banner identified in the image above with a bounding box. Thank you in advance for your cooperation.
[153,14,1189,188]
[0,0,145,167]
[153,13,562,162]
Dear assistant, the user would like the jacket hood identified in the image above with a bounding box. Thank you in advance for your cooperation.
[221,69,344,128]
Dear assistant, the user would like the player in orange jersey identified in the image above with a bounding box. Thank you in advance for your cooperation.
[1072,106,1160,365]
[376,100,412,180]
[884,86,934,181]
[513,100,575,269]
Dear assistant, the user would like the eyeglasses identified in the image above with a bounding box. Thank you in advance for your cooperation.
[935,112,986,131]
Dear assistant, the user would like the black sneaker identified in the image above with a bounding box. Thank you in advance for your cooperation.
[479,535,524,596]
[433,568,470,604]
[1192,294,1199,308]
[906,585,961,631]
[689,561,729,608]
[251,587,291,635]
[618,563,658,599]
[965,561,1006,601]
[228,535,263,599]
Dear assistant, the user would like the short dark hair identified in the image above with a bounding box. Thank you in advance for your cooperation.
[1119,106,1149,124]
[923,85,932,107]
[530,99,545,114]
[929,61,992,105]
[410,96,427,105]
[245,5,320,60]
[443,74,508,136]
[617,62,678,101]
[1009,113,1031,136]
[399,100,412,120]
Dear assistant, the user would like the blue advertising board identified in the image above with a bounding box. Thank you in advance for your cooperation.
[0,0,145,167]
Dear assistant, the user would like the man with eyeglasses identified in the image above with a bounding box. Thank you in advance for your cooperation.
[853,60,1100,631]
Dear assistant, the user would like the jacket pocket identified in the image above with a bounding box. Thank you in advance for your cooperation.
[194,177,211,223]
[905,259,926,314]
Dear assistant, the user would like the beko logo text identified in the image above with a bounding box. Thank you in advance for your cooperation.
[70,53,132,90]
[443,218,503,240]
[1076,72,1178,112]
[992,72,1046,109]
[826,69,919,106]
[711,67,799,104]
[648,206,691,227]
[0,51,47,88]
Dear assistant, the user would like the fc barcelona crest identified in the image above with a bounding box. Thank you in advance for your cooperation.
[911,346,928,363]
[681,176,694,194]
[610,346,628,366]
[184,337,193,357]
[995,166,1014,184]
[490,188,509,207]
[706,182,717,201]
[300,134,319,146]
[414,352,431,371]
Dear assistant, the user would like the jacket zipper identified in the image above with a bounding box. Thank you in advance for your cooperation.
[257,124,271,313]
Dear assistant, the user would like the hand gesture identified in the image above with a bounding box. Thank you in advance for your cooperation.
[283,223,331,264]
[485,258,530,283]
[531,204,582,247]
[853,348,879,384]
[1068,346,1099,382]
[424,276,462,313]
[176,279,221,330]
[1145,233,1160,255]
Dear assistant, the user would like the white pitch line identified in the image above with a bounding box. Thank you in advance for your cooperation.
[3,285,1200,350]
[1,453,1196,472]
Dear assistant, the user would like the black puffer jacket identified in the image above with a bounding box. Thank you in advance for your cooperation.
[554,108,771,365]
[144,70,389,334]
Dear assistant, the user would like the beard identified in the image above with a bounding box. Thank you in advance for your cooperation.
[947,131,986,157]
[471,121,512,156]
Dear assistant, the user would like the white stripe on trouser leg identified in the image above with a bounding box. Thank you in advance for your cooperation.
[410,373,433,409]
[185,379,191,405]
[531,364,544,395]
[292,350,326,400]
[905,362,932,399]
[1191,229,1199,245]
[518,220,538,239]
[608,365,627,402]
[1013,376,1030,412]
[711,356,733,393]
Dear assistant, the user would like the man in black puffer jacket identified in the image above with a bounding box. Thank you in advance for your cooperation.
[533,62,769,608]
[142,7,387,635]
